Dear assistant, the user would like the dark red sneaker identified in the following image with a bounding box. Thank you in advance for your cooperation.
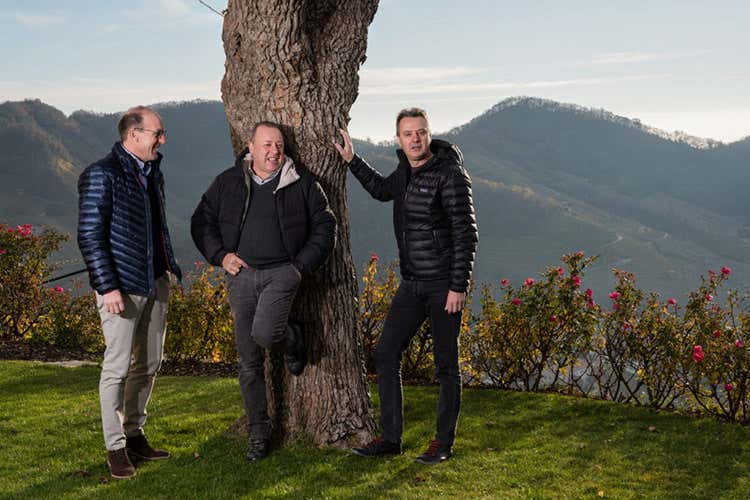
[351,437,402,457]
[416,439,453,465]
[107,448,135,479]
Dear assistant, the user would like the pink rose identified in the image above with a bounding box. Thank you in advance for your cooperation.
[609,291,620,300]
[587,299,597,309]
[524,278,535,287]
[721,266,732,276]
[667,298,677,305]
[735,340,744,348]
[725,383,734,392]
[370,252,379,262]
[585,288,593,298]
[557,267,564,276]
[572,276,581,287]
[194,260,203,269]
[512,298,521,306]
[575,251,584,258]
[54,286,64,293]
[500,279,508,286]
[705,294,713,302]
[0,248,6,255]
[613,303,619,310]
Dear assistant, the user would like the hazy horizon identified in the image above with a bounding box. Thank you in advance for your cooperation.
[2,1,748,142]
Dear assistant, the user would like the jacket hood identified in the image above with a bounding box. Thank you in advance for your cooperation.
[234,146,299,190]
[396,138,464,168]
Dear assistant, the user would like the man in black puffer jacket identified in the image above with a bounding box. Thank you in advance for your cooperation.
[78,106,182,479]
[335,108,477,465]
[191,121,335,462]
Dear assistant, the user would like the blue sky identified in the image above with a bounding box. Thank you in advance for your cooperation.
[2,0,748,142]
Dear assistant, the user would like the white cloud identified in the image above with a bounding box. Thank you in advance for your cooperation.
[122,0,221,26]
[158,0,191,17]
[0,78,220,114]
[361,66,492,85]
[360,74,668,96]
[577,50,710,66]
[2,11,65,28]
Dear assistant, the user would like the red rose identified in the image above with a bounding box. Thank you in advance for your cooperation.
[725,383,734,392]
[735,340,744,348]
[667,298,677,305]
[585,288,593,298]
[500,279,508,286]
[512,298,521,306]
[721,266,732,276]
[572,276,581,287]
[713,330,722,338]
[692,345,705,363]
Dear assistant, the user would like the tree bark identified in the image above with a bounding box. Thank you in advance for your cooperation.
[221,0,379,447]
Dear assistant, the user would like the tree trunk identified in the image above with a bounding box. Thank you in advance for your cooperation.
[221,0,379,447]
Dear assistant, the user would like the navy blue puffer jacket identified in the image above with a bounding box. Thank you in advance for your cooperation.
[77,142,182,296]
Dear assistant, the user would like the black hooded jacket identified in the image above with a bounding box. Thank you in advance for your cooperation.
[191,149,336,274]
[348,139,478,292]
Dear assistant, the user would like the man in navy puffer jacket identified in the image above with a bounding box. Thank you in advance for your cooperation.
[77,106,182,479]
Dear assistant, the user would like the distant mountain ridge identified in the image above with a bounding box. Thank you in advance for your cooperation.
[1,97,749,298]
[454,96,731,149]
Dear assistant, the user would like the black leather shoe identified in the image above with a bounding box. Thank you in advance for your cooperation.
[107,448,135,479]
[351,437,402,457]
[126,434,171,461]
[415,439,453,465]
[285,321,307,376]
[246,438,271,462]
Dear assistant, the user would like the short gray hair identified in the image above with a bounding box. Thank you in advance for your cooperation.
[396,107,429,134]
[117,106,157,140]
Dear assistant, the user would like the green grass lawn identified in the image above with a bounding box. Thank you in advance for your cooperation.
[2,360,750,499]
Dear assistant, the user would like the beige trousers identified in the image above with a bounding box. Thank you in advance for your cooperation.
[97,275,170,451]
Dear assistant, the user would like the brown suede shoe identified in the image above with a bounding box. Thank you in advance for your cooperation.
[107,448,135,479]
[126,434,171,461]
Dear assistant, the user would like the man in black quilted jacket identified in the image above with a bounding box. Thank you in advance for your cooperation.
[191,121,336,462]
[335,108,478,465]
[78,106,182,479]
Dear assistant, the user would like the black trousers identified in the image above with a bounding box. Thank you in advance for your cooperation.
[226,264,301,440]
[376,278,462,446]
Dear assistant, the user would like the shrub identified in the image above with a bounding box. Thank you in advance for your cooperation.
[465,252,598,391]
[0,223,66,338]
[164,262,236,363]
[29,279,102,352]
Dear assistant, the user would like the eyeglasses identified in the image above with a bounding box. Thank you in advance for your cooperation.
[136,127,167,139]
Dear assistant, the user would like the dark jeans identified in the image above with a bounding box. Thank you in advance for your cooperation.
[226,263,301,439]
[376,279,462,446]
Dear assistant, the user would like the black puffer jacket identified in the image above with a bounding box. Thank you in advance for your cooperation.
[348,139,477,292]
[77,142,182,296]
[191,149,336,274]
